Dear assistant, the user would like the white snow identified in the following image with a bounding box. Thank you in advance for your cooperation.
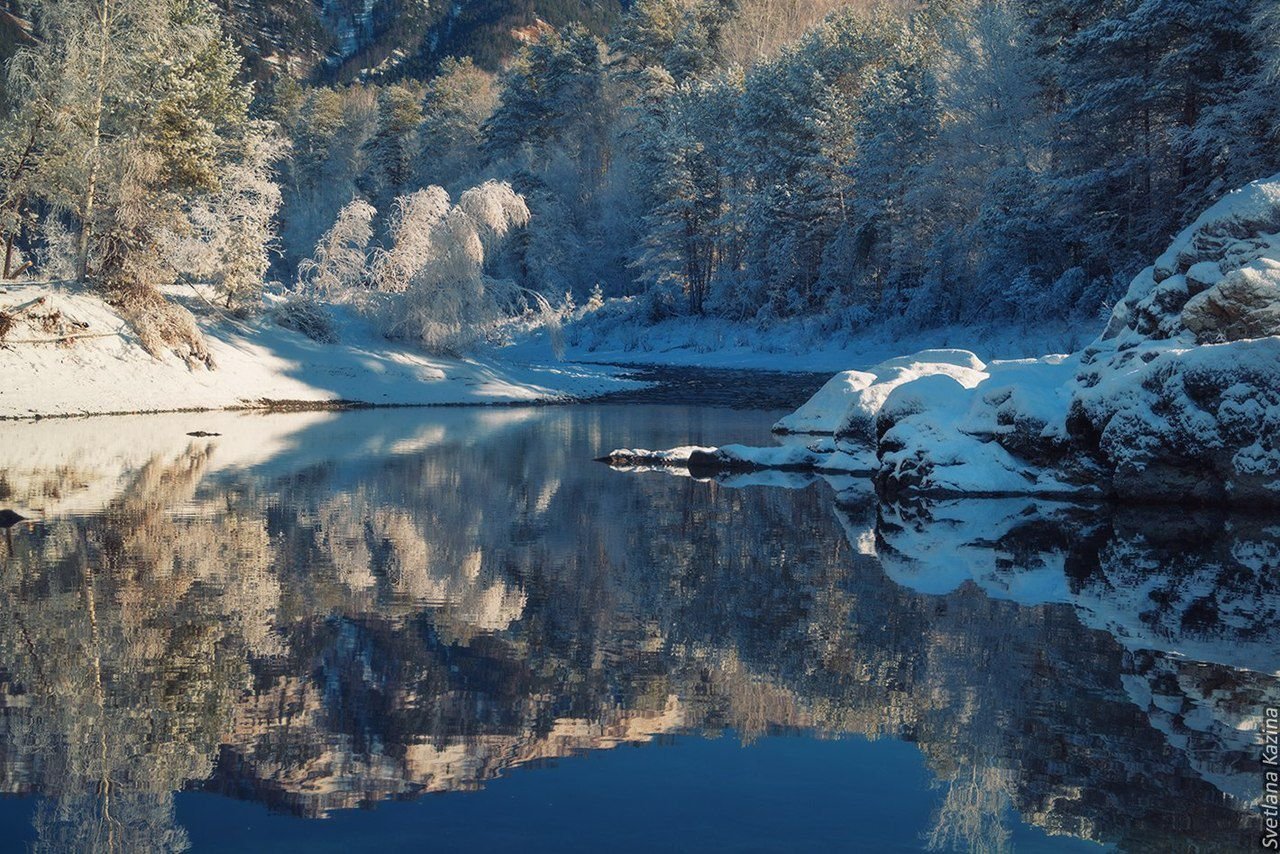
[502,307,1089,374]
[0,284,641,419]
[773,370,877,434]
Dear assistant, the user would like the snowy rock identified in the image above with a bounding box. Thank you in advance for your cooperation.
[597,446,715,468]
[773,349,987,439]
[874,172,1280,503]
[1070,338,1280,504]
[1152,173,1280,283]
[1071,172,1280,504]
[773,370,876,435]
[1181,259,1280,342]
[600,441,877,475]
[832,351,988,445]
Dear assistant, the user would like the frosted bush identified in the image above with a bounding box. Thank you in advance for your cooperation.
[272,294,339,343]
[370,181,552,356]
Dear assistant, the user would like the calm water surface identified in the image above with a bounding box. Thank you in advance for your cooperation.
[0,394,1275,852]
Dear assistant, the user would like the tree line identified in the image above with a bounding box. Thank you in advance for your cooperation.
[2,0,1277,356]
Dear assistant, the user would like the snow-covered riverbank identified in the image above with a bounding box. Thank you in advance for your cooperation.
[0,284,642,419]
[603,172,1280,506]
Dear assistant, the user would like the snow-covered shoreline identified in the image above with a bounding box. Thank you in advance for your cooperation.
[0,283,644,420]
[602,173,1280,507]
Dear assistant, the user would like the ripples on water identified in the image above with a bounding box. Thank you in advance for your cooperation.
[0,401,1275,852]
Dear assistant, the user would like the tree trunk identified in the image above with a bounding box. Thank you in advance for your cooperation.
[77,0,114,283]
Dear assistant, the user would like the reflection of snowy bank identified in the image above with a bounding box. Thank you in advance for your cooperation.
[0,406,542,518]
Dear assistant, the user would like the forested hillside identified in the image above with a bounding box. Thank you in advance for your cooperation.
[1,0,623,82]
[1,0,1277,360]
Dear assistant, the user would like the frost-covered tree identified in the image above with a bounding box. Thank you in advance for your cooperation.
[297,198,377,301]
[361,84,424,208]
[418,57,498,189]
[916,0,1054,319]
[3,0,257,358]
[164,123,287,309]
[276,86,377,281]
[370,186,453,295]
[375,181,538,355]
[8,0,250,287]
[633,73,737,315]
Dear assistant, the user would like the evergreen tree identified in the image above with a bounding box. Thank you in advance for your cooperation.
[360,84,424,208]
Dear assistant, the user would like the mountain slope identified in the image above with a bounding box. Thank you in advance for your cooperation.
[221,0,624,82]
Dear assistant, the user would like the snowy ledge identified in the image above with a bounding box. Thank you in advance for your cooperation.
[0,284,644,420]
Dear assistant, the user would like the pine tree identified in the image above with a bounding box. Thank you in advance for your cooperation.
[418,57,498,188]
[361,84,424,208]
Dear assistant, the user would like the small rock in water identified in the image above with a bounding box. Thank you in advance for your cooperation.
[187,431,222,437]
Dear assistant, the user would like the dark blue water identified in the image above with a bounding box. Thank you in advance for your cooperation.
[0,403,1273,852]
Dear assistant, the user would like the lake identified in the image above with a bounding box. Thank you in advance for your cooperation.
[0,392,1274,852]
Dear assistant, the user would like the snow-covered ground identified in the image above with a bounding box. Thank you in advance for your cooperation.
[502,309,1093,374]
[0,283,642,419]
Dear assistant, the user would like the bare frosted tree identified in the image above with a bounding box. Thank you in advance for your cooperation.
[163,124,288,309]
[297,198,377,301]
[372,181,553,356]
[369,186,453,295]
[721,0,850,65]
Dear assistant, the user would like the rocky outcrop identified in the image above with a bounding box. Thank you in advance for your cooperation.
[1070,172,1280,505]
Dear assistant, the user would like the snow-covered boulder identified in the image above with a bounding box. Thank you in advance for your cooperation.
[773,349,987,438]
[835,355,988,445]
[600,441,877,475]
[773,370,876,435]
[1181,258,1280,342]
[873,355,1096,497]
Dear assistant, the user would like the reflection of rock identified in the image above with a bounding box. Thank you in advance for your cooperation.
[1122,653,1278,805]
[870,498,1280,674]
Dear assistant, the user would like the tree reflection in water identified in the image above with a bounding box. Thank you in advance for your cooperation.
[0,406,1274,852]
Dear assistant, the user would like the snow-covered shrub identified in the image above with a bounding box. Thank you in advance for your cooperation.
[112,284,213,366]
[641,279,687,323]
[271,294,339,343]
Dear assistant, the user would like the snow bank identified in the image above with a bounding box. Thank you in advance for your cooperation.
[772,349,988,436]
[602,172,1280,505]
[0,284,641,419]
